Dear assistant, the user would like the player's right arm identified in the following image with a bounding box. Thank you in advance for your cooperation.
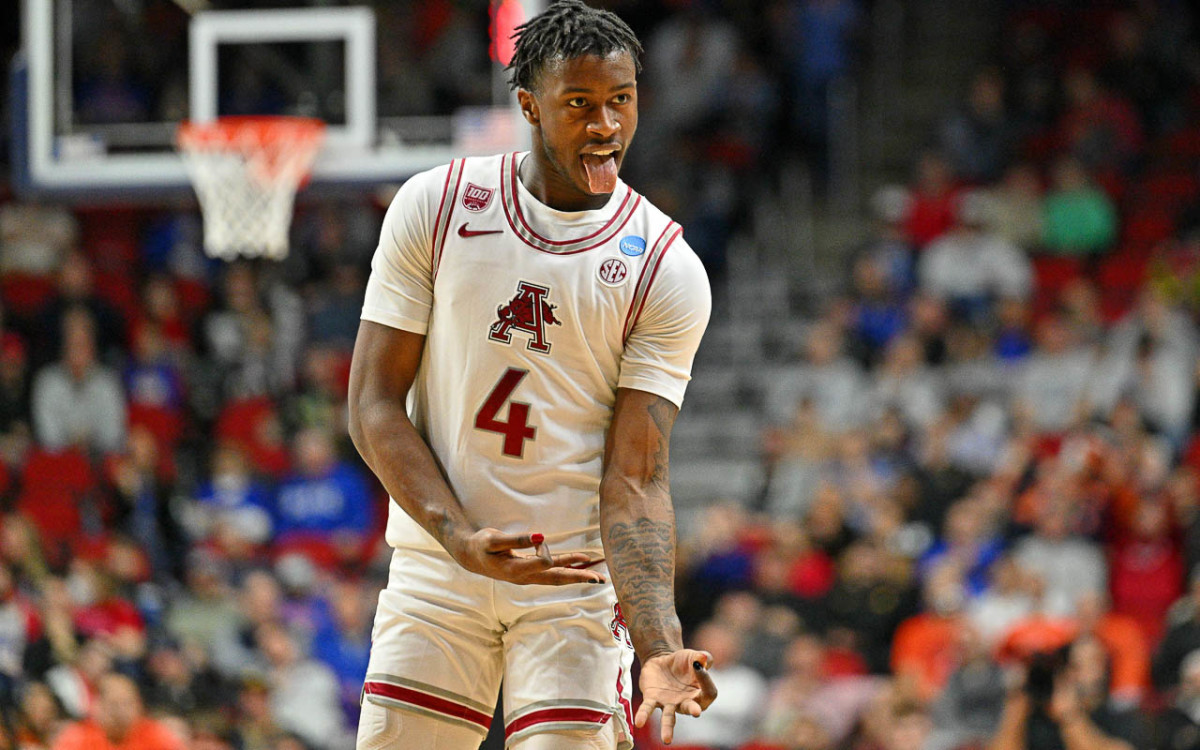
[349,168,602,587]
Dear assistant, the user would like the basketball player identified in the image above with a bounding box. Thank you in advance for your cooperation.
[349,2,715,747]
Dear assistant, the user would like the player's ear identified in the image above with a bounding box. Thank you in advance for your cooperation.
[517,90,540,126]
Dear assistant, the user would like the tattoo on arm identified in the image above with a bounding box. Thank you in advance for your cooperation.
[606,517,681,658]
[601,392,684,659]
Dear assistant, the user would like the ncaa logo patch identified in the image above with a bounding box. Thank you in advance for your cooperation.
[597,258,628,287]
[462,183,494,212]
[619,235,646,256]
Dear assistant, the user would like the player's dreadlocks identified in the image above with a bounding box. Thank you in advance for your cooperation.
[507,0,643,92]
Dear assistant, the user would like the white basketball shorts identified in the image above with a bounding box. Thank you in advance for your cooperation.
[360,547,636,748]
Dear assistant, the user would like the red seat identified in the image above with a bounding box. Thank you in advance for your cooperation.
[1121,209,1175,251]
[0,274,56,318]
[128,403,183,448]
[16,448,97,563]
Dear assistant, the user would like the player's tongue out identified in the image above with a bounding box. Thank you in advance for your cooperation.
[581,153,618,194]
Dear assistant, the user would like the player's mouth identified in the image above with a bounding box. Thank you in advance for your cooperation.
[580,144,622,195]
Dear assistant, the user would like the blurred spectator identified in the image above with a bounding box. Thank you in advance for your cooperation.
[164,551,238,657]
[142,637,229,718]
[823,542,916,673]
[983,162,1044,251]
[0,202,78,277]
[1073,592,1150,707]
[1040,156,1119,257]
[310,580,371,722]
[33,252,126,367]
[928,625,1005,750]
[1013,315,1096,434]
[848,254,909,362]
[1154,567,1200,692]
[1013,499,1107,618]
[108,427,181,580]
[0,331,32,465]
[1156,649,1200,750]
[663,621,766,750]
[210,571,282,680]
[938,68,1016,184]
[0,561,38,691]
[890,566,968,700]
[918,192,1033,318]
[759,633,883,747]
[904,152,960,249]
[184,443,274,549]
[273,428,373,562]
[306,263,365,350]
[1057,66,1145,173]
[1106,496,1185,645]
[766,323,867,435]
[51,673,183,750]
[853,186,916,295]
[968,555,1037,647]
[990,637,1145,750]
[920,498,1003,597]
[866,335,945,431]
[203,265,303,400]
[31,310,126,455]
[13,680,63,750]
[255,621,346,750]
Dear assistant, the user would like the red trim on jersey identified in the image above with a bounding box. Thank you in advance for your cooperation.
[505,708,612,738]
[362,681,492,731]
[624,225,683,344]
[622,222,677,340]
[508,153,632,246]
[430,161,457,271]
[500,153,643,256]
[434,159,465,280]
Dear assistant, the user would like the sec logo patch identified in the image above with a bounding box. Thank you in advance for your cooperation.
[597,257,628,287]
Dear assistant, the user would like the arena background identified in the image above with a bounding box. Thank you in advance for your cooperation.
[4,1,1200,749]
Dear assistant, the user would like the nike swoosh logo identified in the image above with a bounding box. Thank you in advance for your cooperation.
[458,223,503,238]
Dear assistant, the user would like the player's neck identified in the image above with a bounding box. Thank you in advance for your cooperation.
[519,149,611,213]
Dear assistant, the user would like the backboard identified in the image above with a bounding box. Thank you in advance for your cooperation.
[14,0,542,201]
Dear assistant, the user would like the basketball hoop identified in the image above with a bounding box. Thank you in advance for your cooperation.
[177,116,325,261]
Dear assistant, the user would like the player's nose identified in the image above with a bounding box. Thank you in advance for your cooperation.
[586,107,621,138]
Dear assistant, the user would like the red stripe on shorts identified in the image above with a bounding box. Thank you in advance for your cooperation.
[362,681,492,731]
[505,708,612,738]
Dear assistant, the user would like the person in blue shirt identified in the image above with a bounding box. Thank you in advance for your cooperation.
[274,427,373,548]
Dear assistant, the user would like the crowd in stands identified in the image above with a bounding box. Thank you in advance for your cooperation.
[4,2,1200,750]
[661,3,1200,750]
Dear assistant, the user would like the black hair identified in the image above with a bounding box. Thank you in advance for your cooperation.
[506,0,643,92]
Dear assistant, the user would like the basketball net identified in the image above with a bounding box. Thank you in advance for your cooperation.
[177,116,325,261]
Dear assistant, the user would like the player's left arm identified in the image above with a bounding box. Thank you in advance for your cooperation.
[600,388,717,744]
[600,236,714,744]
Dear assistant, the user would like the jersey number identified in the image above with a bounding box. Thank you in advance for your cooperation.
[475,368,536,458]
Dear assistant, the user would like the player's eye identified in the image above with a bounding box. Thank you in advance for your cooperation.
[612,93,632,105]
[567,97,588,108]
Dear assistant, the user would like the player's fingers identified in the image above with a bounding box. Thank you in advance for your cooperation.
[679,699,703,718]
[634,700,657,728]
[660,704,677,745]
[695,664,718,708]
[485,531,541,553]
[525,566,606,586]
[551,552,597,569]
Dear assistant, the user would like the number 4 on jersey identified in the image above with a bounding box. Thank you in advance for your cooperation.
[475,368,536,458]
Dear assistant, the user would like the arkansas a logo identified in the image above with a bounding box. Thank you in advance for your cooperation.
[610,603,634,650]
[462,183,494,212]
[488,281,561,354]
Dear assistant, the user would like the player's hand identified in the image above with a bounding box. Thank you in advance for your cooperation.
[636,649,718,745]
[452,528,606,586]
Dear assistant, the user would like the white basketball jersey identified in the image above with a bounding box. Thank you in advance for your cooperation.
[361,152,711,555]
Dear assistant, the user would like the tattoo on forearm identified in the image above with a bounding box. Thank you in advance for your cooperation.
[646,399,674,484]
[606,517,681,658]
